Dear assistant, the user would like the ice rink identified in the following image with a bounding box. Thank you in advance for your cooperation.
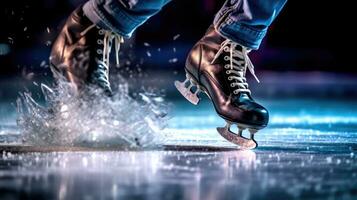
[0,97,356,200]
[0,0,355,198]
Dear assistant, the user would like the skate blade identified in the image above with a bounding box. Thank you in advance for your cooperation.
[217,126,257,150]
[174,79,200,105]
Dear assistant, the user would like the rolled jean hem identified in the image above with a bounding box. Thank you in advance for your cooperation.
[216,22,267,50]
[83,1,138,38]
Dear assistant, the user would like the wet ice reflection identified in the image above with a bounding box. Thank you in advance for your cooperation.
[0,150,257,199]
[1,98,357,199]
[1,149,356,199]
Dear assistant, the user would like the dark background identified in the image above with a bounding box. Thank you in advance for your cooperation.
[0,0,355,76]
[0,0,356,101]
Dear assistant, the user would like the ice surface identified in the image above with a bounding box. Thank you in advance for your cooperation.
[0,93,357,199]
[0,148,356,199]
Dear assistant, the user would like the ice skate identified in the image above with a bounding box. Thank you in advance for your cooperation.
[175,26,269,149]
[49,6,123,96]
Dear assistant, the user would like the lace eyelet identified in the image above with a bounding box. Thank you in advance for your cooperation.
[228,77,232,81]
[97,40,103,45]
[97,49,103,54]
[233,91,238,94]
[226,71,230,74]
[98,30,105,35]
[224,47,229,52]
[230,83,235,87]
[224,65,230,69]
[224,56,229,61]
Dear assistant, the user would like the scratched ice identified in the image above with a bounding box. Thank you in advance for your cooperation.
[0,96,357,199]
[1,76,357,199]
[16,78,169,148]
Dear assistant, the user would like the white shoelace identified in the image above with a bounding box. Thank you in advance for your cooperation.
[211,39,260,95]
[81,25,124,85]
[99,30,124,70]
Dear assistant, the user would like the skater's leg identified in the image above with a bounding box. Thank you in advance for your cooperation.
[83,0,172,38]
[214,0,287,50]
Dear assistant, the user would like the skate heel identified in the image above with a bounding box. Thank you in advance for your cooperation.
[175,73,202,105]
[217,121,259,150]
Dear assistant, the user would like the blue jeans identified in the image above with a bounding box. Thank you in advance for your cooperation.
[83,0,287,50]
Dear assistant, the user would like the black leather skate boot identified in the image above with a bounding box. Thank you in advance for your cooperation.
[50,6,123,95]
[175,26,269,149]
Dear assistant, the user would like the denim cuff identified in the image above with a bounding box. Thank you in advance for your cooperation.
[83,0,143,38]
[215,19,267,50]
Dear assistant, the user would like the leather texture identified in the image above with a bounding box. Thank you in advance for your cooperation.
[50,7,102,92]
[186,26,269,128]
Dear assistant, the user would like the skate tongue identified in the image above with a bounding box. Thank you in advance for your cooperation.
[234,92,252,101]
